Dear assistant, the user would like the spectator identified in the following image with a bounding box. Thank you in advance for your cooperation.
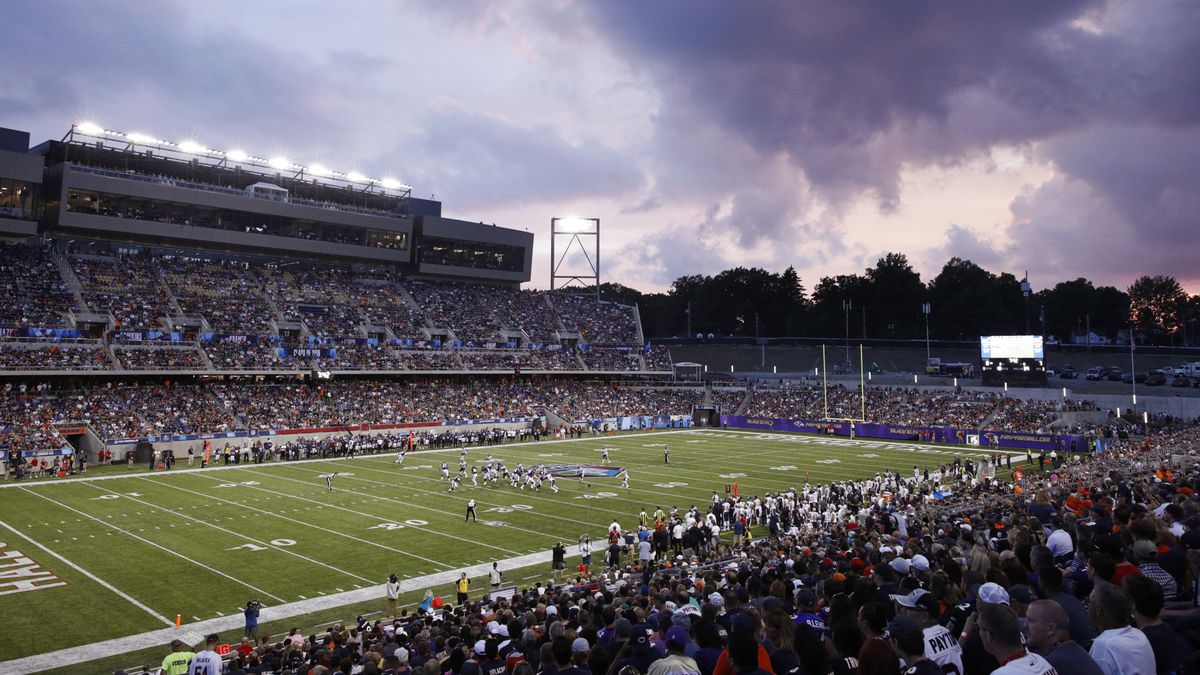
[1087,581,1156,675]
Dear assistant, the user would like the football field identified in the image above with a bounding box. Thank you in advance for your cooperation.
[0,428,1016,668]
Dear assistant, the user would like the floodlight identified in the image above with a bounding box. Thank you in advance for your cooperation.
[556,217,596,233]
[178,140,206,154]
[267,156,290,170]
[126,132,160,145]
[380,178,401,189]
[309,164,332,177]
[226,149,248,162]
[76,121,104,136]
[347,171,367,182]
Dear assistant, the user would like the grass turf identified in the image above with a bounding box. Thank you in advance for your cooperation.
[0,428,1016,667]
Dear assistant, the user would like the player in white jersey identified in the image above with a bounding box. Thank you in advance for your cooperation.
[601,448,610,462]
[448,475,461,492]
[548,474,559,493]
[621,469,630,489]
[471,466,479,487]
[321,473,338,491]
[395,449,407,465]
[440,462,449,480]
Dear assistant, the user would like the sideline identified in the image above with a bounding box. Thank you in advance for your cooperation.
[0,544,579,675]
[0,428,695,490]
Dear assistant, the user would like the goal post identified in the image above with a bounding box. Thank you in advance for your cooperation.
[820,343,867,423]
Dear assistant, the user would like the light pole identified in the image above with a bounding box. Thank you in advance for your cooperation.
[1020,272,1031,334]
[922,303,931,366]
[843,299,852,365]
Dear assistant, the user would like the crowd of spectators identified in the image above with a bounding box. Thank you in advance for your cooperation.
[72,254,173,331]
[202,339,285,370]
[0,242,77,326]
[643,346,673,372]
[313,344,410,371]
[543,385,703,421]
[708,388,748,415]
[113,346,207,370]
[743,385,1068,431]
[553,293,640,344]
[0,343,113,370]
[581,349,641,372]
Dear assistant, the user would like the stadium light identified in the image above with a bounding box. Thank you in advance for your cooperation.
[178,140,206,155]
[127,132,161,146]
[347,171,368,183]
[557,217,597,233]
[267,156,290,170]
[380,178,402,189]
[226,149,248,162]
[76,121,104,136]
[309,164,332,177]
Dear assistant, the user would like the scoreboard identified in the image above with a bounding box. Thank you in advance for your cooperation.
[980,335,1046,387]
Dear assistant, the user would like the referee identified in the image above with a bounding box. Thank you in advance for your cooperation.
[465,498,477,522]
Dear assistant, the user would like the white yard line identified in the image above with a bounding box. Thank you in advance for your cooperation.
[18,487,287,603]
[213,469,531,556]
[0,517,174,628]
[85,483,376,585]
[140,476,455,571]
[0,544,582,675]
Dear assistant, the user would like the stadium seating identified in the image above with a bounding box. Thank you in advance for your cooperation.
[1,244,662,373]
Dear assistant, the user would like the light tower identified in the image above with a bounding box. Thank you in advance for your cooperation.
[550,217,600,301]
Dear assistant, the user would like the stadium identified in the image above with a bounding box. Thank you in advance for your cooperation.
[2,112,1200,675]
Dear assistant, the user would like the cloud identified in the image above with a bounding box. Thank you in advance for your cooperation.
[1005,125,1200,290]
[394,99,645,211]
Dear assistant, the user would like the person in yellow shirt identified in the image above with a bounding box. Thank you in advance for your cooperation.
[455,572,470,606]
[161,639,195,675]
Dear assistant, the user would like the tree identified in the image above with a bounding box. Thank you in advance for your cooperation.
[862,253,926,338]
[1128,275,1187,342]
[927,257,1023,340]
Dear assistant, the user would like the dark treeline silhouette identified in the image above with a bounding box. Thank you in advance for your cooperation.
[591,254,1200,345]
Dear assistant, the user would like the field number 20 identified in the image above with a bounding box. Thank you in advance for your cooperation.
[485,504,532,513]
[228,539,296,551]
[369,520,429,530]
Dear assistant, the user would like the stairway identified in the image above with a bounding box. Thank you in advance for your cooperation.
[52,249,89,312]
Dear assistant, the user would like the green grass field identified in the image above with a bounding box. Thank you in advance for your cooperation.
[0,428,1015,669]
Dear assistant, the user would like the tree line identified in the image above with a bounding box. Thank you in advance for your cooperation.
[592,254,1200,345]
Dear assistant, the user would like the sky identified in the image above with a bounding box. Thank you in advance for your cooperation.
[2,0,1197,295]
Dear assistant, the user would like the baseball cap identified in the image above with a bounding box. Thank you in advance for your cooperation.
[572,637,590,653]
[666,625,690,647]
[890,588,930,608]
[1133,539,1158,559]
[1007,585,1036,604]
[911,554,930,572]
[795,588,817,607]
[708,592,725,607]
[206,633,220,644]
[474,639,487,656]
[887,616,924,644]
[632,626,652,651]
[978,582,1010,605]
[890,557,911,575]
[394,647,409,664]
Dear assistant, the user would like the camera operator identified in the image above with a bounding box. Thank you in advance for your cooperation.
[244,599,260,640]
